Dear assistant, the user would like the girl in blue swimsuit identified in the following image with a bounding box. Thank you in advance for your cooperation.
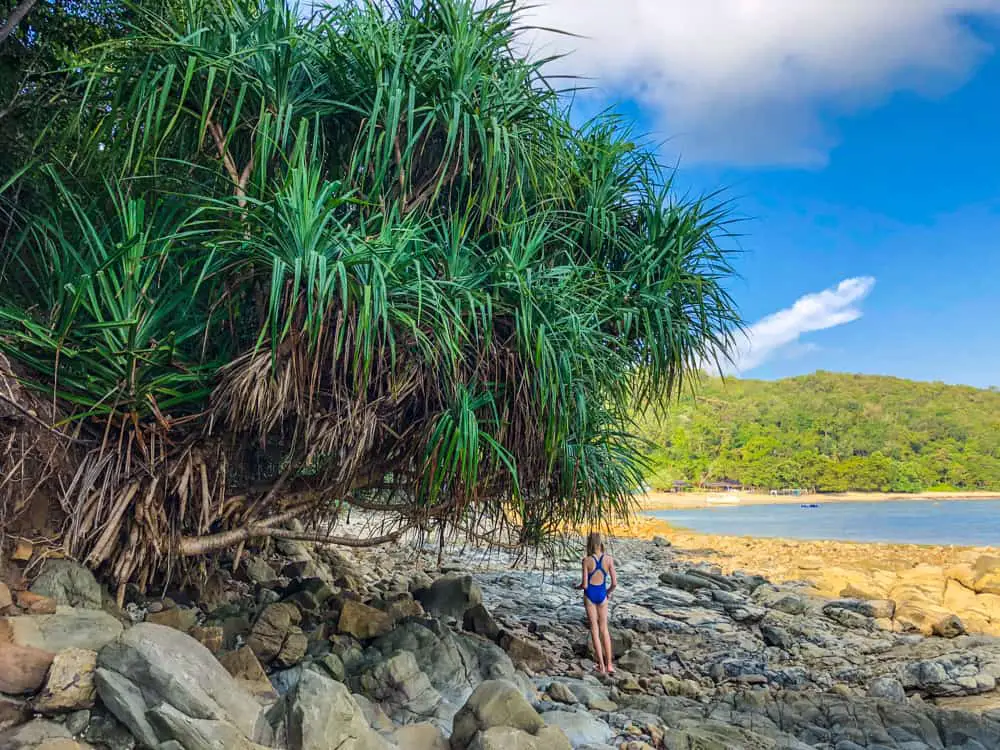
[575,531,617,673]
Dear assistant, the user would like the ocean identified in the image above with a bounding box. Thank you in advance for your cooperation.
[648,499,1000,547]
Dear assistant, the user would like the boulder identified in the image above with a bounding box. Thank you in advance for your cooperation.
[0,643,54,695]
[463,605,501,642]
[34,649,97,713]
[191,625,224,654]
[539,710,614,748]
[95,623,263,749]
[0,719,77,749]
[29,561,103,611]
[358,651,446,727]
[275,628,308,668]
[545,682,578,705]
[286,668,391,750]
[0,610,123,653]
[499,633,548,672]
[146,703,271,750]
[466,726,571,750]
[146,607,198,633]
[450,680,544,750]
[219,646,276,699]
[618,650,653,675]
[243,557,278,586]
[867,677,906,703]
[392,723,449,750]
[247,602,301,664]
[338,600,393,640]
[370,619,516,720]
[932,614,966,639]
[414,576,482,621]
[385,595,424,623]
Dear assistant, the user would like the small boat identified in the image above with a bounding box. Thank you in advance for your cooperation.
[800,503,820,509]
[706,493,741,505]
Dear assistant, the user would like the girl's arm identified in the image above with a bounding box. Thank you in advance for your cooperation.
[574,559,587,589]
[607,556,617,594]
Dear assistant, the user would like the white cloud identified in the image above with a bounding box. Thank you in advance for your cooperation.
[722,276,876,374]
[519,1,1000,166]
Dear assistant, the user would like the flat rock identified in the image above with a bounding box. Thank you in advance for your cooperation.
[0,610,123,653]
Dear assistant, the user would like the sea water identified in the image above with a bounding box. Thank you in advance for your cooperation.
[648,500,1000,547]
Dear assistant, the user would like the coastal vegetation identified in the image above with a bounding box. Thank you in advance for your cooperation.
[0,0,740,591]
[636,371,1000,493]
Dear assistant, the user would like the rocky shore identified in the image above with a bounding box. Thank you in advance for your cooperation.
[620,516,1000,638]
[2,522,1000,750]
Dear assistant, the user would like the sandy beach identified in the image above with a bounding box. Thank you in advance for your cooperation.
[638,489,1000,511]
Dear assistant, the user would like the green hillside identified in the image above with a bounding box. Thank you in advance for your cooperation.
[635,372,1000,493]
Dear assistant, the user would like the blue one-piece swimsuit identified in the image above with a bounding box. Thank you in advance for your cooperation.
[585,554,608,605]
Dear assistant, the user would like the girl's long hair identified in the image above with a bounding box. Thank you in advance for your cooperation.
[586,531,603,557]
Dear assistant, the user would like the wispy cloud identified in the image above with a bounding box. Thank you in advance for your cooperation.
[520,1,1000,166]
[721,277,876,375]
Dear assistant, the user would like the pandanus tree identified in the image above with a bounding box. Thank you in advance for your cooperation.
[0,0,740,596]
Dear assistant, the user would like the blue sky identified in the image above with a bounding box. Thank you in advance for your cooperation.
[523,2,1000,388]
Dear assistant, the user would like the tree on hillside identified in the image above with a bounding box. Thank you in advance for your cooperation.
[636,372,1000,493]
[0,0,741,597]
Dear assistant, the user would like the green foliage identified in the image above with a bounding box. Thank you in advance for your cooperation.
[636,372,1000,493]
[0,0,741,583]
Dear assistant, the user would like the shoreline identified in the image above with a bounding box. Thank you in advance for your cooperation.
[604,512,1000,637]
[637,489,1000,512]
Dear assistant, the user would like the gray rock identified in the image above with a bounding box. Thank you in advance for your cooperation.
[618,649,653,675]
[464,605,501,642]
[825,598,895,619]
[867,677,907,703]
[286,669,391,750]
[0,719,73,749]
[2,609,123,653]
[538,710,614,748]
[148,703,270,750]
[29,560,103,610]
[358,651,448,728]
[96,623,263,748]
[370,619,515,712]
[415,576,483,621]
[450,680,544,750]
[65,709,91,736]
[243,557,277,586]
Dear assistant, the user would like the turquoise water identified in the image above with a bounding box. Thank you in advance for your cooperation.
[649,500,1000,546]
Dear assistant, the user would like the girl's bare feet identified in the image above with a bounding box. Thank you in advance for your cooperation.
[606,663,615,674]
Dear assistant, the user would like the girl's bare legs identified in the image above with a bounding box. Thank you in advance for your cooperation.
[598,602,614,673]
[585,599,605,673]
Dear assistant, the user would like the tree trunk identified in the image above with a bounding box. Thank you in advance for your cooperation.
[0,0,39,45]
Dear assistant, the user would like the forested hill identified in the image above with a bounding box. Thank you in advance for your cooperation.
[635,372,1000,493]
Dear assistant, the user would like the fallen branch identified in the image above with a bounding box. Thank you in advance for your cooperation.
[178,509,411,555]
